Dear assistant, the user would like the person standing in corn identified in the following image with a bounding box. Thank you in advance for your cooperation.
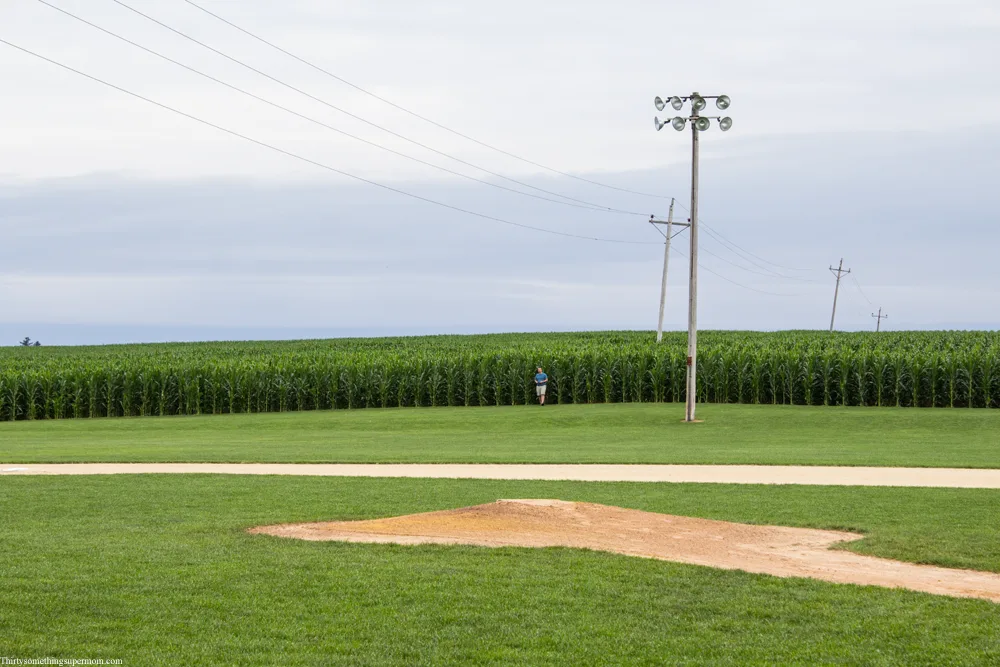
[534,367,548,406]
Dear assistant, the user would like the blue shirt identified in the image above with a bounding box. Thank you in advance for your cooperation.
[535,373,548,385]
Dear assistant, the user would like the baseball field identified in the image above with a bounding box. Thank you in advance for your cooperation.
[2,399,1000,665]
[2,333,999,664]
[2,474,1000,664]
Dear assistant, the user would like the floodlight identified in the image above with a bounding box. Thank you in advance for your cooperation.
[695,116,711,131]
[654,96,666,111]
[716,95,731,110]
[719,116,733,131]
[654,117,666,131]
[669,96,684,111]
[671,116,687,131]
[691,95,707,112]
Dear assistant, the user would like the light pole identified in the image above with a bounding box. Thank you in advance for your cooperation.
[654,93,732,422]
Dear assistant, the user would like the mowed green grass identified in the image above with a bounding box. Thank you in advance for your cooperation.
[1,403,999,467]
[1,476,998,665]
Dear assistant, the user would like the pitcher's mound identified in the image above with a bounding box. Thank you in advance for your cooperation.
[251,499,1000,603]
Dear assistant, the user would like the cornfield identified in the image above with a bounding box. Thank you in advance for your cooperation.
[1,331,998,421]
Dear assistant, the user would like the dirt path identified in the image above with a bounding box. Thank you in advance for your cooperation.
[2,463,1000,487]
[252,499,1000,603]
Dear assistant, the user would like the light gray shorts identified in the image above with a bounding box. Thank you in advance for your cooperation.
[536,384,547,396]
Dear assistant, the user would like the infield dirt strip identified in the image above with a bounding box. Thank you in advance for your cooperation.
[251,499,1000,603]
[4,463,1000,487]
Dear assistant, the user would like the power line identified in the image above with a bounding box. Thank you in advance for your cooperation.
[671,200,816,274]
[695,256,796,297]
[702,221,816,274]
[0,38,658,246]
[649,221,796,294]
[851,274,875,306]
[655,202,820,282]
[178,0,673,202]
[74,0,819,288]
[0,33,806,298]
[699,237,821,283]
[106,0,650,217]
[35,0,637,217]
[2,36,792,297]
[666,244,795,297]
[700,225,821,282]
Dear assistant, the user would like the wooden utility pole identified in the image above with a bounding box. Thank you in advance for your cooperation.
[650,200,690,343]
[872,307,888,332]
[829,259,851,331]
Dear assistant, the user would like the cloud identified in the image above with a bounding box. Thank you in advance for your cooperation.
[1,1,998,343]
[1,128,998,343]
[1,0,997,180]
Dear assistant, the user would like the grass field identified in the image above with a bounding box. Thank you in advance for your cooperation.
[1,475,998,665]
[2,403,999,467]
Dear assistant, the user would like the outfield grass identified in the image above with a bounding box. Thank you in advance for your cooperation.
[1,403,999,467]
[1,476,998,665]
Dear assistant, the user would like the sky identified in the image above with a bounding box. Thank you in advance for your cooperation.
[1,0,998,345]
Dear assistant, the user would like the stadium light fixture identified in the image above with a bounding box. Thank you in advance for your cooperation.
[650,92,734,423]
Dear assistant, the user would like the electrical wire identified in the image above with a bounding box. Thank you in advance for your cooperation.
[170,0,823,280]
[3,37,792,296]
[35,0,638,217]
[0,38,659,246]
[666,243,796,296]
[651,204,820,283]
[178,0,674,201]
[851,274,875,306]
[648,225,797,296]
[106,0,651,217]
[702,268,795,297]
[0,32,807,297]
[702,222,816,274]
[698,244,816,282]
[649,223,798,290]
[672,200,817,274]
[700,226,821,282]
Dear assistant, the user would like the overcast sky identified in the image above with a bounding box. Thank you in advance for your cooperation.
[1,0,998,344]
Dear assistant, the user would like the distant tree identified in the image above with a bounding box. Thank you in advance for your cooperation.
[33,341,41,347]
[18,337,41,347]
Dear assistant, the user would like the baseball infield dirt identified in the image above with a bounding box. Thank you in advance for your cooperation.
[251,499,1000,603]
[5,463,1000,487]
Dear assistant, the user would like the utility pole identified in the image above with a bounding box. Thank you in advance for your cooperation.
[828,258,851,332]
[872,307,888,332]
[650,199,690,343]
[655,92,732,422]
